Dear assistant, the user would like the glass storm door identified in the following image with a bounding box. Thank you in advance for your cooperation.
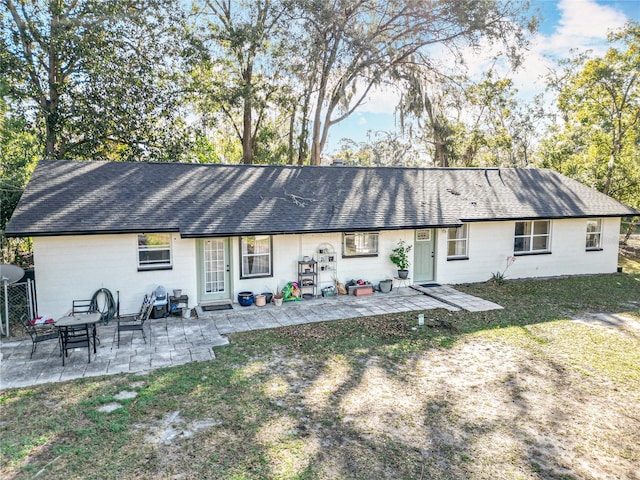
[197,238,230,302]
[413,229,435,283]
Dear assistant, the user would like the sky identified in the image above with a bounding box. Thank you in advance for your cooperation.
[324,0,640,154]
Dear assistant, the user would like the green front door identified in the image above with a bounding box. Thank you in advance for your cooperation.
[197,238,231,302]
[413,229,435,283]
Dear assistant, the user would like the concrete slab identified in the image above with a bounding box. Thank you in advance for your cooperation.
[1,285,498,389]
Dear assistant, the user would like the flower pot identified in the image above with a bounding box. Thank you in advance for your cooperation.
[379,279,392,293]
[261,292,273,304]
[255,294,266,307]
[274,297,283,306]
[398,269,409,279]
[238,291,254,306]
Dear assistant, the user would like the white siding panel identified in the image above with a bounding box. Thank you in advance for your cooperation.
[32,218,622,314]
[33,234,197,318]
[436,218,621,284]
[231,231,412,299]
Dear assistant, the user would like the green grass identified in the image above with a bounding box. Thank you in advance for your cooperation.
[619,254,640,274]
[1,270,639,479]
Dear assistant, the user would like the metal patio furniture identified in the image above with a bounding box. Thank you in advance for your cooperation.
[19,314,60,359]
[55,312,101,365]
[114,293,155,347]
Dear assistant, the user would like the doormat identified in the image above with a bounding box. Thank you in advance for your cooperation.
[420,283,441,288]
[201,304,233,312]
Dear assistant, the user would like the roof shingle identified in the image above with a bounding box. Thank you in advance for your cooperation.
[6,160,638,237]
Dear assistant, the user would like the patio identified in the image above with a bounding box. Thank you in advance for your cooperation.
[0,286,501,389]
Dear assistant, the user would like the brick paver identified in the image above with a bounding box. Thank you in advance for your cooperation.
[0,285,498,389]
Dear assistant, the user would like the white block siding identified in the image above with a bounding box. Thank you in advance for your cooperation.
[233,231,412,297]
[434,217,621,284]
[32,217,620,318]
[33,233,198,319]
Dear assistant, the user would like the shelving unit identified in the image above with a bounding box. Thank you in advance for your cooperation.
[316,243,337,292]
[297,258,317,299]
[169,295,188,316]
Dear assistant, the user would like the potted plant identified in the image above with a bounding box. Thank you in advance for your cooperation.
[379,278,393,293]
[273,287,284,306]
[390,240,412,279]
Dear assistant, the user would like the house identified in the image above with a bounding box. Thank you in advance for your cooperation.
[6,160,638,318]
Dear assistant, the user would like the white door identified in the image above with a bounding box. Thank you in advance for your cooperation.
[197,238,231,302]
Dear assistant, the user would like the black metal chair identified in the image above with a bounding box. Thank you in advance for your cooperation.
[19,314,60,359]
[114,293,155,347]
[71,298,101,345]
[72,299,94,315]
[58,323,93,365]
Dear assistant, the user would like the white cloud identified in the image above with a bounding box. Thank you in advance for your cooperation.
[553,0,628,43]
[512,0,629,98]
[446,0,631,101]
[348,1,632,115]
[355,83,401,115]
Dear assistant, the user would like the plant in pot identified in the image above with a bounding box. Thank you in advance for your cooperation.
[390,240,412,279]
[273,287,284,306]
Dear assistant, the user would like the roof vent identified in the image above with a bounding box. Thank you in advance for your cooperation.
[331,158,344,166]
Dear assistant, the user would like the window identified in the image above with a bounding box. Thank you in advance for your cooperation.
[240,235,272,278]
[447,224,468,259]
[138,233,172,270]
[514,220,551,254]
[343,232,379,257]
[416,229,431,241]
[586,219,603,250]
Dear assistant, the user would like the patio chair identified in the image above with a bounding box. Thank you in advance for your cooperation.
[71,298,101,345]
[114,293,155,347]
[19,314,60,359]
[59,322,92,365]
[72,299,95,315]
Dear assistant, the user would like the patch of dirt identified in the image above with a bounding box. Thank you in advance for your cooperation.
[144,411,219,445]
[572,312,640,333]
[227,332,640,479]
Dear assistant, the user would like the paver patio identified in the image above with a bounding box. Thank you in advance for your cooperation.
[0,285,500,389]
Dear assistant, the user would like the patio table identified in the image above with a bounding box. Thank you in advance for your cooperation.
[55,313,101,364]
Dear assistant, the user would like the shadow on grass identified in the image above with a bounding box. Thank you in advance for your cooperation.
[2,273,639,478]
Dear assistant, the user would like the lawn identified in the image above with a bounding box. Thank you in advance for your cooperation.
[1,265,639,479]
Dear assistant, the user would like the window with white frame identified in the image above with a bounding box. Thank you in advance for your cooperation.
[343,232,379,257]
[586,219,603,250]
[447,224,468,259]
[514,220,551,254]
[138,233,172,269]
[240,235,272,278]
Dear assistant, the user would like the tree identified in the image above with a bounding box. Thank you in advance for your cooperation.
[394,65,543,168]
[539,23,640,239]
[0,82,38,264]
[193,0,289,164]
[293,0,532,165]
[1,0,193,161]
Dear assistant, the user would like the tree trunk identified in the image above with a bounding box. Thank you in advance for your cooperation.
[242,101,253,164]
[622,218,638,245]
[44,1,63,158]
[297,88,312,165]
[287,103,296,165]
[242,61,254,165]
[310,93,324,165]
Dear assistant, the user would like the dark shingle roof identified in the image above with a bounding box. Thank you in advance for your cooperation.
[6,160,638,237]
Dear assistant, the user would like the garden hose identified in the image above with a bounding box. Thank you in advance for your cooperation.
[90,288,117,324]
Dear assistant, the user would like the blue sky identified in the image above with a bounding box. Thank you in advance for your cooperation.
[325,0,640,154]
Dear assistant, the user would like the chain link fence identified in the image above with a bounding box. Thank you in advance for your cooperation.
[0,281,31,338]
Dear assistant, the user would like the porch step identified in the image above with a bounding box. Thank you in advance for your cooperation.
[410,284,503,312]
